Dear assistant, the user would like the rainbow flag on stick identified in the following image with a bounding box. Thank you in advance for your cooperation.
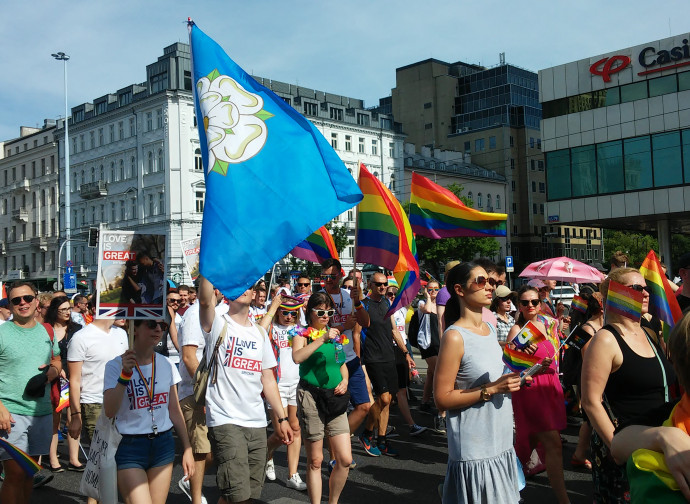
[55,378,70,413]
[355,163,420,318]
[0,438,41,476]
[290,226,339,264]
[503,346,541,372]
[409,172,507,238]
[640,250,683,341]
[512,321,547,350]
[571,295,588,314]
[606,280,644,323]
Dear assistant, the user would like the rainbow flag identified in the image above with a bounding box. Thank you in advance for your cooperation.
[55,379,70,412]
[503,346,541,372]
[409,172,507,238]
[562,325,592,351]
[571,295,588,314]
[512,321,547,350]
[640,250,683,341]
[606,280,644,322]
[290,226,339,264]
[0,438,41,476]
[355,163,420,318]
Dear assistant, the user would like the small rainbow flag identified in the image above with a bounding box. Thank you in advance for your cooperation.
[55,379,70,412]
[0,438,42,476]
[290,226,339,264]
[562,325,592,351]
[512,321,547,350]
[640,250,683,341]
[606,280,644,323]
[503,346,541,372]
[571,296,588,314]
[409,172,507,238]
[355,163,420,318]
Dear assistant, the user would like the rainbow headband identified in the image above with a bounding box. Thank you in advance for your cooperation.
[605,280,643,323]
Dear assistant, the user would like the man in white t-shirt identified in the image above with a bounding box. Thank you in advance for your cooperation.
[199,276,293,503]
[177,288,228,504]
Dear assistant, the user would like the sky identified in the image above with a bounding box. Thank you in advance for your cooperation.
[1,0,687,142]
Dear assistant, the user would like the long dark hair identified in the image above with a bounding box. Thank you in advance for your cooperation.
[45,296,72,326]
[305,292,334,327]
[443,262,478,329]
[515,286,540,326]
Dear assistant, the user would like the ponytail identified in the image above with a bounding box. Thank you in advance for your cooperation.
[443,262,477,329]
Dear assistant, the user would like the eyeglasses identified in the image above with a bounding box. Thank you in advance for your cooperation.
[280,310,297,317]
[428,288,440,292]
[168,298,181,304]
[10,295,35,306]
[373,281,388,287]
[498,296,512,302]
[145,320,169,331]
[297,283,310,287]
[520,299,540,307]
[471,276,497,289]
[626,284,647,293]
[386,292,396,297]
[312,308,335,317]
[322,274,337,280]
[57,307,72,313]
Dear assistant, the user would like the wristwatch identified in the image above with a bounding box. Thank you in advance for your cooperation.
[479,384,492,402]
[278,417,289,423]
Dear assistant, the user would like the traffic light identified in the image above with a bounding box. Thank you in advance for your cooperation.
[88,227,99,248]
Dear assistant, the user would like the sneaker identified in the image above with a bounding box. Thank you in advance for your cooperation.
[327,459,336,475]
[32,472,54,489]
[377,441,399,457]
[349,459,357,470]
[286,473,307,491]
[265,459,276,481]
[409,424,427,436]
[178,477,208,504]
[434,415,447,434]
[358,433,381,457]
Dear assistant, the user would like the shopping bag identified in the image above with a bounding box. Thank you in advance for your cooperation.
[80,412,121,504]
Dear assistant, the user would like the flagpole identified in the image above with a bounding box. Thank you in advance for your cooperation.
[353,161,361,275]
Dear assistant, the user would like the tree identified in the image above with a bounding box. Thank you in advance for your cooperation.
[286,256,321,280]
[406,183,501,279]
[324,221,350,255]
[603,229,658,268]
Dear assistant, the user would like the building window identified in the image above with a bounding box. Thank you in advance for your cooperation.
[424,123,433,130]
[512,203,517,214]
[423,102,432,109]
[474,138,485,151]
[539,182,545,193]
[477,193,483,207]
[537,139,542,150]
[156,109,163,129]
[148,195,154,215]
[131,198,137,219]
[496,195,501,209]
[538,160,544,171]
[146,112,153,132]
[356,113,370,126]
[130,157,136,178]
[80,134,85,151]
[329,108,342,121]
[90,131,95,149]
[331,133,338,150]
[110,162,115,182]
[147,152,153,174]
[158,149,164,172]
[467,191,473,206]
[130,118,136,136]
[511,180,516,191]
[531,181,536,192]
[464,141,471,152]
[489,136,496,149]
[533,203,537,214]
[120,160,125,180]
[358,138,365,154]
[371,139,378,156]
[303,102,318,116]
[530,160,536,171]
[159,193,165,215]
[109,125,114,142]
[195,189,205,213]
[120,200,126,220]
[510,136,514,147]
[98,128,103,146]
[118,121,124,140]
[110,202,116,221]
[530,137,535,148]
[540,204,544,214]
[194,148,203,171]
[510,158,515,170]
[389,142,394,157]
[487,194,492,209]
[345,136,352,152]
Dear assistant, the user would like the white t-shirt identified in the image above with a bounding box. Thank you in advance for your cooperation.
[393,307,408,344]
[270,323,300,386]
[248,305,267,323]
[203,313,277,428]
[104,353,181,435]
[67,324,129,404]
[322,288,356,362]
[177,301,229,401]
[165,312,183,365]
[71,311,86,327]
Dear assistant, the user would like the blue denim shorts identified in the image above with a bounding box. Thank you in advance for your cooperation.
[346,357,370,406]
[115,429,175,471]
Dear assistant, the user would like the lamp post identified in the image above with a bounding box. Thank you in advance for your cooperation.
[52,51,71,271]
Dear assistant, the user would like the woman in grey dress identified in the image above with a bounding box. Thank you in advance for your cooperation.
[434,262,524,503]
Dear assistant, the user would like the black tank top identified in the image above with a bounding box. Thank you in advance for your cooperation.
[603,324,676,428]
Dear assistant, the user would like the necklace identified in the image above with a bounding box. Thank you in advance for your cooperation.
[133,355,158,435]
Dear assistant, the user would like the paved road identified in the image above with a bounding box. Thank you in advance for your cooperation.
[26,350,594,503]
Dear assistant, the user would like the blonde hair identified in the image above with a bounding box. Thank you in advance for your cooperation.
[599,267,640,300]
[669,312,690,391]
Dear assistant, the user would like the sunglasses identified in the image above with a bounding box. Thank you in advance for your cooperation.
[57,307,72,313]
[471,276,497,289]
[520,299,541,307]
[373,281,388,287]
[498,296,512,302]
[626,284,648,293]
[144,320,169,331]
[322,274,337,280]
[10,295,35,306]
[386,292,396,297]
[168,298,180,303]
[312,308,335,317]
[342,285,352,290]
[428,288,440,292]
[297,283,310,287]
[280,310,297,317]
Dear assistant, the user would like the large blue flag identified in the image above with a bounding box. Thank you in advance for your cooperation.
[189,22,362,299]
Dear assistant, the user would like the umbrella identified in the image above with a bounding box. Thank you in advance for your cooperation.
[519,256,606,284]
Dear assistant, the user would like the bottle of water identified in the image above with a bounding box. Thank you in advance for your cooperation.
[410,366,421,384]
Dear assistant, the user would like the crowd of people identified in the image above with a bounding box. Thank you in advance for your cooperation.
[2,250,690,503]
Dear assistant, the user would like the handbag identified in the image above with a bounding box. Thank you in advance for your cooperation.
[80,411,121,504]
[417,312,431,350]
[42,323,61,409]
[192,322,228,404]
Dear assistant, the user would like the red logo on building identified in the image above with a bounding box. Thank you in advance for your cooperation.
[589,55,631,82]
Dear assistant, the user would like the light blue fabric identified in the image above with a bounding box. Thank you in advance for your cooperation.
[189,23,362,299]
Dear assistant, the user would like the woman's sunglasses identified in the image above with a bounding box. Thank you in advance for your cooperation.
[312,308,335,317]
[626,284,649,293]
[471,276,498,289]
[519,299,540,307]
[498,296,512,302]
[280,310,297,317]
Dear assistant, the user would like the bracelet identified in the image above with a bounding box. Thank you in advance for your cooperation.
[278,417,289,423]
[71,412,81,416]
[120,369,133,378]
[355,303,364,311]
[118,370,133,386]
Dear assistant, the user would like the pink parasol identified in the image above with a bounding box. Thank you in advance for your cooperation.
[519,256,606,284]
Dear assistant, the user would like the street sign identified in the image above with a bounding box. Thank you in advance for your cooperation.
[66,260,73,267]
[66,266,74,274]
[64,272,77,294]
[505,256,514,273]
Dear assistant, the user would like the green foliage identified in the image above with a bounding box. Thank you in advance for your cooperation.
[287,256,321,279]
[405,183,501,279]
[325,221,350,255]
[603,229,658,267]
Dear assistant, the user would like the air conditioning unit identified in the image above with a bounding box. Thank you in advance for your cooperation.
[79,265,88,275]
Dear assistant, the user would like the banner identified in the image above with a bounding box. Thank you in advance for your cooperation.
[180,237,201,281]
[96,231,167,319]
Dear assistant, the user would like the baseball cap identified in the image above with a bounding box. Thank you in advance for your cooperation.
[495,285,513,298]
[527,279,547,289]
[0,299,8,308]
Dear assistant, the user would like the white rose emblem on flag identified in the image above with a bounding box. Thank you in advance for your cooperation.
[196,69,274,175]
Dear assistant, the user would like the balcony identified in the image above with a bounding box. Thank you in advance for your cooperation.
[31,236,47,251]
[13,178,30,193]
[80,180,108,200]
[12,207,28,222]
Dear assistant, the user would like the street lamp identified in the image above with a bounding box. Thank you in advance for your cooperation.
[52,51,71,271]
